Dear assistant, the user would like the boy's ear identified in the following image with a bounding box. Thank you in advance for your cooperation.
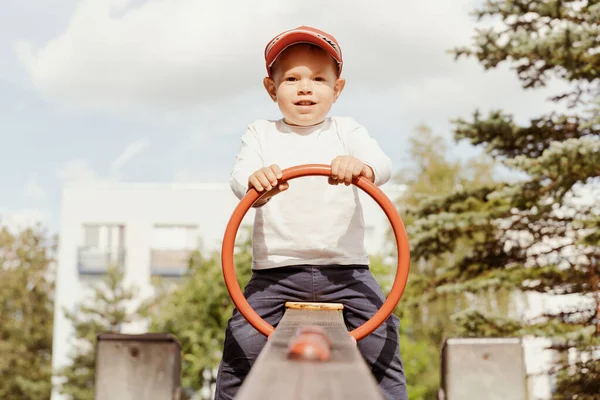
[263,77,277,102]
[333,78,346,102]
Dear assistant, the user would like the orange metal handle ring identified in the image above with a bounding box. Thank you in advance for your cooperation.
[221,164,411,341]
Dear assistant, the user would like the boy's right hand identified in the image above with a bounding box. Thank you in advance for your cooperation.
[248,165,289,205]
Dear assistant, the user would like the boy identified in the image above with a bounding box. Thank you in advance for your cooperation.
[215,26,407,400]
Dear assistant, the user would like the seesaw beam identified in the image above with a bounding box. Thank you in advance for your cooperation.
[235,303,384,400]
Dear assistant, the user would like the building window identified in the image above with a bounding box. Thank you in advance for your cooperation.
[84,225,100,247]
[78,224,125,276]
[150,224,198,278]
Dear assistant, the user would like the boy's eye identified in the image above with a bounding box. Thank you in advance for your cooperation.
[314,77,326,82]
[285,77,297,82]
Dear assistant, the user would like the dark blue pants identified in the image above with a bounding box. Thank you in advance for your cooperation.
[214,265,408,400]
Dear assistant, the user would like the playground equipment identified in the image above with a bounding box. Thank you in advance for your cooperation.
[89,164,531,399]
[221,164,411,399]
[439,338,528,400]
[94,333,182,400]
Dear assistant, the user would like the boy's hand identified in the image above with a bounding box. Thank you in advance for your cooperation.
[330,156,374,185]
[248,165,289,206]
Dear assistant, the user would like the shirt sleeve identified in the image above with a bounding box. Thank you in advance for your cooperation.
[230,124,265,200]
[344,119,392,186]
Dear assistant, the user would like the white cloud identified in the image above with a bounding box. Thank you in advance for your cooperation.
[15,0,297,113]
[56,139,149,183]
[24,172,45,201]
[15,0,524,116]
[15,0,572,177]
[109,138,149,179]
[56,159,97,182]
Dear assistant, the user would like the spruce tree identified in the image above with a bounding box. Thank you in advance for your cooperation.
[407,1,599,398]
[58,266,138,400]
[389,125,498,399]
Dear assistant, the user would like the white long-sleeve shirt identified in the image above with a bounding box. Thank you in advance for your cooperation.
[230,116,392,270]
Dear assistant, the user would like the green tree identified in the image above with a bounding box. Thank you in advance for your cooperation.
[394,125,497,323]
[386,126,499,399]
[146,235,253,391]
[407,1,599,398]
[371,254,440,400]
[57,266,138,400]
[0,225,55,400]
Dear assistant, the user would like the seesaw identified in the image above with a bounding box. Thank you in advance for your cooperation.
[221,164,411,400]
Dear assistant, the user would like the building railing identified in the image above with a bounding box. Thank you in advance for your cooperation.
[77,247,126,275]
[150,249,192,277]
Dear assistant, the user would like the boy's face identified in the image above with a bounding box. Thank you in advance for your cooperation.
[263,44,346,126]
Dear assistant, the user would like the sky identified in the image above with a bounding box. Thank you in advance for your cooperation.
[1,0,569,233]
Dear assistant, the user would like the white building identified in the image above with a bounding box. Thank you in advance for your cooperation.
[50,180,406,400]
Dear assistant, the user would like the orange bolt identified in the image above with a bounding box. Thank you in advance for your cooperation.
[287,326,332,362]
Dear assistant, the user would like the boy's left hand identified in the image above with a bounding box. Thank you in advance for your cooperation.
[330,156,374,185]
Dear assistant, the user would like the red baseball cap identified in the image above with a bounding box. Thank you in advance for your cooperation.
[264,26,343,76]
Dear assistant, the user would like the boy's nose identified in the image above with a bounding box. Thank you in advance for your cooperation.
[298,79,313,94]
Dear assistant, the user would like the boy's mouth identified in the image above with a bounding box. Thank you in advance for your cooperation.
[295,101,316,106]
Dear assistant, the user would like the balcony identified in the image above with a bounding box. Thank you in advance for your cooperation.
[77,247,126,275]
[150,249,192,278]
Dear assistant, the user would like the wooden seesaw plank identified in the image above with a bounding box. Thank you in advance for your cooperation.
[235,304,384,400]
